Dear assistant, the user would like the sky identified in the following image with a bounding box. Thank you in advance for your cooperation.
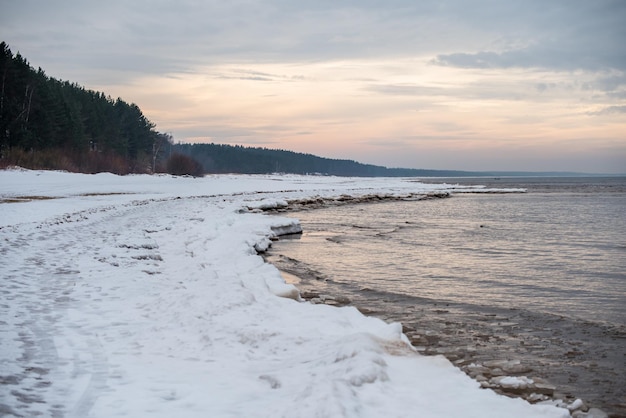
[1,0,625,173]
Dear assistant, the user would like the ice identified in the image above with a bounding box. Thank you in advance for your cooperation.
[0,170,568,417]
[244,197,289,211]
[568,399,584,411]
[493,376,535,389]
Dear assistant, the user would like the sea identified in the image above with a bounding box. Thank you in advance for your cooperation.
[266,176,626,415]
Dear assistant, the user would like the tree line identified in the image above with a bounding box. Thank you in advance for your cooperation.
[0,42,174,174]
[173,143,477,177]
[173,143,393,176]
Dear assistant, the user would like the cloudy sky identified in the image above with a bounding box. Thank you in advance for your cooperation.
[2,0,625,173]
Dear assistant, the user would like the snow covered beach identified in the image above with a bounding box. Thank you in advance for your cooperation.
[0,170,570,418]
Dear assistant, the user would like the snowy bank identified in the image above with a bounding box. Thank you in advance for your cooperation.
[0,170,567,418]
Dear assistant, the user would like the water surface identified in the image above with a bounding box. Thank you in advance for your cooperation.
[267,177,626,414]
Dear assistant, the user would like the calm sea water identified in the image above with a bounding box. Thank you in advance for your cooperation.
[268,176,626,411]
[275,177,626,325]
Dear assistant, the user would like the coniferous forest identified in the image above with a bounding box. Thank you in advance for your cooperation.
[0,42,173,174]
[172,143,479,177]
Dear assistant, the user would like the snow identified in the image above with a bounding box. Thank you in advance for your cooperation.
[492,376,534,389]
[568,399,584,411]
[0,170,566,418]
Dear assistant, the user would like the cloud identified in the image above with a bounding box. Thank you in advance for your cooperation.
[212,69,306,82]
[434,51,519,70]
[434,46,626,72]
[587,105,626,116]
[583,73,626,92]
[4,0,625,78]
[579,73,626,101]
[432,1,626,72]
[366,84,444,97]
[535,83,557,93]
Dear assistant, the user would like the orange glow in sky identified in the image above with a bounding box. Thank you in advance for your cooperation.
[2,1,625,173]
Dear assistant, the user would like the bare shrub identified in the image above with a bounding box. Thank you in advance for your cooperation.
[0,147,134,174]
[165,153,204,177]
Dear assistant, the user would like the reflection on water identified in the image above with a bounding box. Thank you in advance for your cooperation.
[274,191,626,325]
[279,270,301,284]
[267,178,626,413]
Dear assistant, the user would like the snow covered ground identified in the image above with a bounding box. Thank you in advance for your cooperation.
[0,169,568,418]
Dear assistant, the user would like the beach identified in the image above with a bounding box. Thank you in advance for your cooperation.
[1,169,574,417]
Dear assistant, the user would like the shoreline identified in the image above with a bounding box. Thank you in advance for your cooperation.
[261,198,623,418]
[268,258,565,399]
[0,171,595,417]
[266,255,619,418]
